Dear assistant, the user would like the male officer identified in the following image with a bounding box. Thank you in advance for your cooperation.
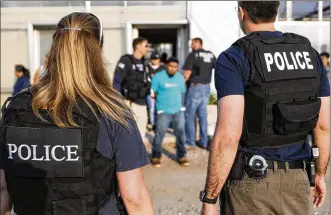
[200,2,330,215]
[146,52,166,130]
[182,38,216,149]
[113,37,150,104]
[113,37,150,137]
[320,52,330,74]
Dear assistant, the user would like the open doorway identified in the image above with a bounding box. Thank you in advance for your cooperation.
[139,28,177,61]
[131,24,189,69]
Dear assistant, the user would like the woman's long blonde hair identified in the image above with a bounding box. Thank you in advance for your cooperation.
[32,12,132,128]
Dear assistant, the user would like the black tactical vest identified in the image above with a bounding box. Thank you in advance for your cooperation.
[121,54,150,102]
[233,32,321,149]
[189,49,215,84]
[1,90,116,215]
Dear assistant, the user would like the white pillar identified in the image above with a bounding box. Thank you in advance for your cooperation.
[27,23,34,72]
[286,1,293,21]
[126,22,133,54]
[318,1,323,21]
[85,1,91,13]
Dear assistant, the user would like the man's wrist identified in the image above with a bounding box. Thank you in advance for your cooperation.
[203,202,217,208]
[204,188,216,199]
[315,173,326,178]
[200,190,218,204]
[206,194,216,199]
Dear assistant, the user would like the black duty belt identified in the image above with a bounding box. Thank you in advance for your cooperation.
[190,82,202,86]
[266,160,305,169]
[190,82,209,87]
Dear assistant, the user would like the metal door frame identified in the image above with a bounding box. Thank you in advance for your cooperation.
[27,22,57,79]
[125,19,189,54]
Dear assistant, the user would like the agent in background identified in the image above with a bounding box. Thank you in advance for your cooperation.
[182,38,216,150]
[320,52,330,74]
[12,64,31,96]
[1,12,154,215]
[200,2,330,215]
[146,52,167,131]
[150,57,189,167]
[161,52,168,65]
[113,37,150,138]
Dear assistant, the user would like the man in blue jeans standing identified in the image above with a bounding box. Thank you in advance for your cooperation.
[151,57,189,167]
[183,38,216,149]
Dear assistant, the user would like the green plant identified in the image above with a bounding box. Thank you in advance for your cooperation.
[208,92,217,105]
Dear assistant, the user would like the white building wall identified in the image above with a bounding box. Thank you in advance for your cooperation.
[189,1,240,93]
[189,1,330,93]
[275,21,330,53]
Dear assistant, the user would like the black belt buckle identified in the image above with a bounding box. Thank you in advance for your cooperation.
[245,155,268,179]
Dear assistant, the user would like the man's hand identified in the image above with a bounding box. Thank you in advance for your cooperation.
[183,70,192,82]
[312,174,327,208]
[201,203,217,215]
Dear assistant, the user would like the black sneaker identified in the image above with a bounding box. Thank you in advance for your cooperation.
[151,158,161,168]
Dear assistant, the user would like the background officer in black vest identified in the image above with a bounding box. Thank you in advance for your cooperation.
[113,37,150,105]
[113,37,150,139]
[146,52,166,131]
[200,2,330,215]
[0,12,154,215]
[182,38,216,150]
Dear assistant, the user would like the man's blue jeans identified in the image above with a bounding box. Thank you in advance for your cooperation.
[185,84,210,148]
[152,111,187,159]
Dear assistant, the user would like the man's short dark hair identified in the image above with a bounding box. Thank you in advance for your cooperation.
[167,56,179,64]
[132,37,148,49]
[192,37,203,45]
[238,1,280,24]
[320,52,330,58]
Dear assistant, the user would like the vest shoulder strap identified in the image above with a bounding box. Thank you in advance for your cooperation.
[5,88,32,111]
[72,99,100,125]
[123,54,134,65]
[233,32,312,51]
[3,89,99,125]
[123,54,135,75]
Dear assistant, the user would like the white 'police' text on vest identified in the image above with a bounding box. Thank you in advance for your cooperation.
[264,51,314,72]
[196,52,214,63]
[7,143,80,161]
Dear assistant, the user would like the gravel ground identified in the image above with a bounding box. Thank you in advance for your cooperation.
[143,141,331,215]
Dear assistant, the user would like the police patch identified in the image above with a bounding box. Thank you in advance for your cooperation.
[257,44,317,82]
[118,62,125,69]
[4,126,83,178]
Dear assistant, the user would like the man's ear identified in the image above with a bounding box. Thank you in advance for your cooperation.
[239,7,245,22]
